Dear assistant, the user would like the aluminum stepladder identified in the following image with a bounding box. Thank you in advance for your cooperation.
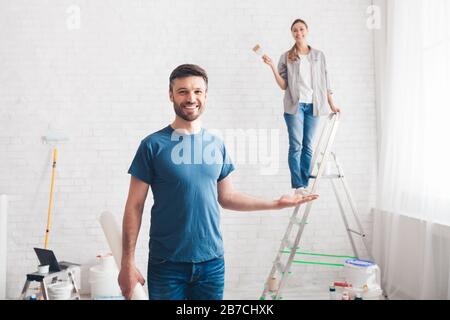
[260,112,373,300]
[19,262,81,300]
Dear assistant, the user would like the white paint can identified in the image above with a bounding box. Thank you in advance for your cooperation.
[344,259,381,290]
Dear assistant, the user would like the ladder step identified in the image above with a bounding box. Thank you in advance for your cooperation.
[290,216,308,226]
[274,261,285,274]
[309,174,343,179]
[348,229,365,237]
[280,250,357,259]
[293,260,345,267]
[282,239,299,250]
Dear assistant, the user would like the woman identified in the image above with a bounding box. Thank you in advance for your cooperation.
[262,18,340,195]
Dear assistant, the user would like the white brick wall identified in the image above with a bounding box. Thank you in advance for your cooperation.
[0,0,377,299]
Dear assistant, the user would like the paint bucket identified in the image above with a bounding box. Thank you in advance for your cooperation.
[89,254,122,299]
[47,281,73,300]
[37,264,49,274]
[343,259,381,290]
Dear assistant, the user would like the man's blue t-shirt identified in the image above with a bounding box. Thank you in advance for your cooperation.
[128,125,235,263]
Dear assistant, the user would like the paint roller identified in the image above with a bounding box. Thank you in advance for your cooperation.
[99,211,148,300]
[41,131,69,144]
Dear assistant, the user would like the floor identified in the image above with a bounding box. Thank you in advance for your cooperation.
[78,286,329,300]
[224,286,330,300]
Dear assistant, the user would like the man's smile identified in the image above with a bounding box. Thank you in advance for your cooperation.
[183,104,199,110]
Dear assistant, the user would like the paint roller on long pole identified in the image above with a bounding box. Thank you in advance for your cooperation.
[42,131,68,249]
[44,147,57,249]
[99,211,148,300]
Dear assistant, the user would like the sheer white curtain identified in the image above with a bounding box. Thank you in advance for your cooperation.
[374,0,450,299]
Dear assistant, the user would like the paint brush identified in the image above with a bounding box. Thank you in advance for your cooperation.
[252,44,263,56]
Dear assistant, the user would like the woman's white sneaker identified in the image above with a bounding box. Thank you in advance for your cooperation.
[295,187,310,196]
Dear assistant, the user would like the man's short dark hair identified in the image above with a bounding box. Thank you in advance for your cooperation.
[169,64,208,91]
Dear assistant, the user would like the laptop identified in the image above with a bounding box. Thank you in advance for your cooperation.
[33,248,68,272]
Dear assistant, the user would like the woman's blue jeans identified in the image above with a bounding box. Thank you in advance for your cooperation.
[147,255,225,300]
[283,103,319,189]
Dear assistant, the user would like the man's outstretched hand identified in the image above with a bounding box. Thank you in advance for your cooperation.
[275,194,319,209]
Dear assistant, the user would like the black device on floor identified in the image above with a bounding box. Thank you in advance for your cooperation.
[33,248,68,272]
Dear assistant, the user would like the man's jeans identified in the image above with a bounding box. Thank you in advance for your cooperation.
[283,103,319,189]
[147,256,225,300]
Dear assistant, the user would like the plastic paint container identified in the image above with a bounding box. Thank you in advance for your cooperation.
[344,259,381,290]
[89,254,122,299]
[37,264,49,274]
[47,281,73,300]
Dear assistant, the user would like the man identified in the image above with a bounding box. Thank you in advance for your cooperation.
[118,64,318,300]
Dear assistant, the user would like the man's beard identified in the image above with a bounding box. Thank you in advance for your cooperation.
[173,102,204,122]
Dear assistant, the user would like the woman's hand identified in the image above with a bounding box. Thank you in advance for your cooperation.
[262,54,274,68]
[327,94,341,114]
[330,105,341,113]
[262,54,287,90]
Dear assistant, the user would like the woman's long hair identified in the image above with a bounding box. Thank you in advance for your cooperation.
[287,19,309,63]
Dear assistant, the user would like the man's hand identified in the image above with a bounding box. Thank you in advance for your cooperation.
[218,176,319,211]
[275,194,319,209]
[118,264,145,300]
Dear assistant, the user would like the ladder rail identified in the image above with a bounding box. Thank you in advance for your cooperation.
[340,176,373,261]
[310,113,337,178]
[261,204,302,297]
[309,114,340,194]
[333,153,373,260]
[330,179,360,258]
[274,200,314,299]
